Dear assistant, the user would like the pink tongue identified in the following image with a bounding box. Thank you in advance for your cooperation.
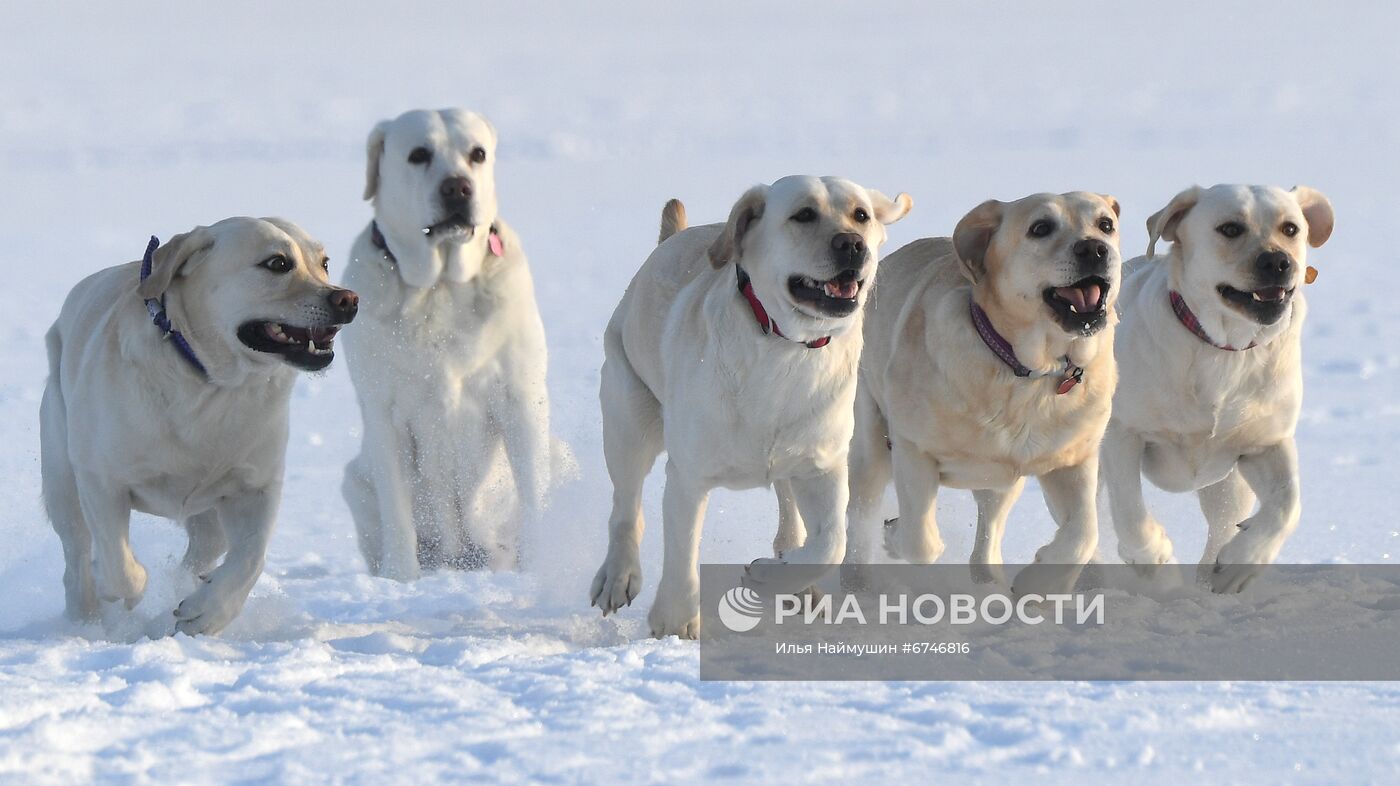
[1055,283,1101,312]
[1256,287,1286,301]
[824,280,859,299]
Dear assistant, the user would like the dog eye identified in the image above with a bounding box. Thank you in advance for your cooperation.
[320,258,330,272]
[1028,220,1055,238]
[408,147,432,165]
[1281,221,1299,238]
[791,207,818,223]
[1216,222,1245,239]
[470,147,487,164]
[853,208,870,224]
[1098,217,1115,234]
[260,255,294,274]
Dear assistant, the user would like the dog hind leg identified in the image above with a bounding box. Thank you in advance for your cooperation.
[40,340,99,621]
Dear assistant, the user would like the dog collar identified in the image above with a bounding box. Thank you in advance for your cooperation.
[970,298,1082,394]
[735,265,830,349]
[369,221,505,266]
[140,235,209,380]
[1169,290,1256,351]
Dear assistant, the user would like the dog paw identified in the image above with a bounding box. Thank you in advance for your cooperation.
[95,555,148,610]
[1118,529,1175,576]
[882,517,945,564]
[590,552,642,616]
[647,595,701,640]
[1011,562,1083,597]
[172,579,244,636]
[1209,531,1277,593]
[970,562,1008,586]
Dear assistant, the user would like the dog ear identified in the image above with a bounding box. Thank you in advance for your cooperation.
[137,228,216,300]
[1146,186,1201,258]
[708,184,769,268]
[868,190,913,225]
[1100,194,1122,218]
[1290,185,1334,248]
[952,199,1003,284]
[363,121,389,201]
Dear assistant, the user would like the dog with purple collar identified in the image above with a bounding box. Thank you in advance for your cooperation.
[1103,184,1334,592]
[842,192,1122,596]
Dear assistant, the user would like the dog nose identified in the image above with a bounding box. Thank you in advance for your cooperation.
[439,177,473,203]
[1073,238,1108,261]
[1256,250,1293,277]
[831,232,866,263]
[328,288,359,320]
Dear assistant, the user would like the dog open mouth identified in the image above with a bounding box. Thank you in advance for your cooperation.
[237,321,342,371]
[1043,276,1110,335]
[425,213,474,238]
[788,271,863,317]
[1218,283,1294,324]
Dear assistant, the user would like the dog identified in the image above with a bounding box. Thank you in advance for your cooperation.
[40,217,358,635]
[843,192,1122,594]
[1103,184,1334,592]
[341,108,557,580]
[589,176,912,637]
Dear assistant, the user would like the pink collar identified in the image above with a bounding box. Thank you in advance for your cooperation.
[1169,290,1256,351]
[735,266,830,349]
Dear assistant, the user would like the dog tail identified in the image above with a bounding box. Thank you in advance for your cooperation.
[659,199,687,244]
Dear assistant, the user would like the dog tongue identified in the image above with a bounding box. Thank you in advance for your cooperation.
[824,280,859,299]
[1255,286,1287,301]
[1055,283,1101,312]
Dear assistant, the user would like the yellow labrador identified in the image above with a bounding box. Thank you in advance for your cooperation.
[40,217,358,634]
[1103,184,1334,592]
[844,192,1121,594]
[590,176,911,637]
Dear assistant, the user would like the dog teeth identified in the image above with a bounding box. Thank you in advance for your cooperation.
[307,339,315,352]
[1068,303,1080,313]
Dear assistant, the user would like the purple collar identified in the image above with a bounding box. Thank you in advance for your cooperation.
[1169,290,1256,351]
[140,235,208,379]
[970,298,1083,395]
[369,221,505,266]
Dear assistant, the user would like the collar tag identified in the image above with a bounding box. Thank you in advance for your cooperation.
[1056,363,1084,395]
[488,229,504,257]
[1305,265,1318,285]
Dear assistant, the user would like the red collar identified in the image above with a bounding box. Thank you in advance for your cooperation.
[735,266,830,349]
[1169,290,1256,351]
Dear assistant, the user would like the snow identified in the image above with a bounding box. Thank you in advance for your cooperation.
[2,0,1399,782]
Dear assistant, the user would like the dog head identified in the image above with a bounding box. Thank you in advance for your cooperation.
[363,108,500,287]
[1147,184,1333,328]
[707,175,911,337]
[138,217,359,378]
[954,191,1123,336]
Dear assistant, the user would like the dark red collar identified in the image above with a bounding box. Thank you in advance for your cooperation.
[1169,290,1256,351]
[735,265,830,349]
[369,221,505,265]
[970,298,1083,395]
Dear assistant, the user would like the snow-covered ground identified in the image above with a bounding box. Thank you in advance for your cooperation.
[2,1,1399,782]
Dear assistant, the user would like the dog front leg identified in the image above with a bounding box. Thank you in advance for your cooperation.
[174,487,279,635]
[970,479,1025,585]
[772,479,806,555]
[772,468,848,566]
[648,459,710,639]
[1103,420,1174,570]
[499,379,551,520]
[76,474,146,610]
[362,411,420,581]
[887,438,944,564]
[1196,469,1256,584]
[1015,458,1099,596]
[1210,438,1301,593]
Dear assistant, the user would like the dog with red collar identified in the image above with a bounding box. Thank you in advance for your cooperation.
[1104,184,1334,592]
[843,192,1122,596]
[589,176,911,638]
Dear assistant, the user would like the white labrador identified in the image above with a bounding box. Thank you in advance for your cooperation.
[341,108,557,580]
[589,176,911,638]
[41,217,359,635]
[1103,184,1334,591]
[844,193,1122,594]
